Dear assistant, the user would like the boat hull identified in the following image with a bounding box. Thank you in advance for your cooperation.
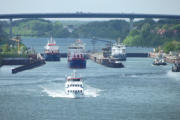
[44,53,60,61]
[112,54,126,61]
[65,92,84,98]
[102,59,124,68]
[172,66,180,72]
[152,62,167,66]
[68,59,86,68]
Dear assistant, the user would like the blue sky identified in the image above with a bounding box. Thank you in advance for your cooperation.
[0,0,180,14]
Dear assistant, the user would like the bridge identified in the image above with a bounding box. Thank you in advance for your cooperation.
[1,13,180,38]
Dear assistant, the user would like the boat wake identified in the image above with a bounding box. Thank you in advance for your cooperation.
[41,84,102,98]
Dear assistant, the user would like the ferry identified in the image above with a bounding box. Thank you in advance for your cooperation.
[111,42,126,61]
[67,39,86,68]
[44,37,60,61]
[65,71,84,98]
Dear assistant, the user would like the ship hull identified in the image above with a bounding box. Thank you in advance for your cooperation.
[101,59,124,68]
[65,92,84,98]
[172,65,180,72]
[44,53,60,61]
[68,59,86,68]
[102,61,124,68]
[152,62,167,66]
[112,54,126,61]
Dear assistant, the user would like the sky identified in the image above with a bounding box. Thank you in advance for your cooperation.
[0,0,180,20]
[0,0,180,14]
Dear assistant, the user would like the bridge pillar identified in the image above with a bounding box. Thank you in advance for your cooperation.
[9,18,13,39]
[129,18,134,31]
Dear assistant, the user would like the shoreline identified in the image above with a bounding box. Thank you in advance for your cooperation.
[149,52,180,64]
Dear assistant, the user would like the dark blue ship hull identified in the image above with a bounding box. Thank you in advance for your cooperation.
[44,53,60,61]
[68,59,86,68]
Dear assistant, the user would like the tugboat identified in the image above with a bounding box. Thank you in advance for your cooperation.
[44,37,60,61]
[65,70,84,98]
[152,58,167,66]
[172,61,180,72]
[67,39,86,68]
[111,40,126,61]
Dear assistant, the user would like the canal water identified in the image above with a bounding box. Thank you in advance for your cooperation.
[0,38,180,120]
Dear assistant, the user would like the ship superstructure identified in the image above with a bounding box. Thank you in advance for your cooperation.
[111,42,126,61]
[65,70,84,98]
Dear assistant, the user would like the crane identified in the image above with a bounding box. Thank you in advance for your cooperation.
[91,37,113,52]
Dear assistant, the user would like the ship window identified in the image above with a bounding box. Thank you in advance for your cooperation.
[73,79,80,81]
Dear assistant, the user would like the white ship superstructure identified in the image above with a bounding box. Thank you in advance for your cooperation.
[111,42,126,61]
[65,71,84,98]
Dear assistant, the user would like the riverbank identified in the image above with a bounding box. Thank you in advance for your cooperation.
[149,52,180,63]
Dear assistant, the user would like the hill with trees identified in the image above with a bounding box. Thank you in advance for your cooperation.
[123,19,180,47]
[1,18,180,53]
[0,19,130,39]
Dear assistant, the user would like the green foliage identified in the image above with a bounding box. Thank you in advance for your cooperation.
[1,19,130,39]
[124,19,180,47]
[162,41,180,53]
[72,20,129,39]
[0,24,9,43]
[1,44,10,52]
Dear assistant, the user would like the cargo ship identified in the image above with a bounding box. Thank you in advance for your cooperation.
[65,70,84,98]
[44,37,60,61]
[89,52,124,68]
[68,39,86,68]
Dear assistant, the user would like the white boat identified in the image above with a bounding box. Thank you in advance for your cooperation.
[111,42,126,61]
[65,71,84,98]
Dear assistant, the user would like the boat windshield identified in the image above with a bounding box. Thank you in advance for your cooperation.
[68,78,81,81]
[72,78,81,81]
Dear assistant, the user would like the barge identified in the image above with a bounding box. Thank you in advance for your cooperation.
[89,53,124,68]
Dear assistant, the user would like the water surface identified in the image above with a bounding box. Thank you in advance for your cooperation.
[0,38,179,120]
